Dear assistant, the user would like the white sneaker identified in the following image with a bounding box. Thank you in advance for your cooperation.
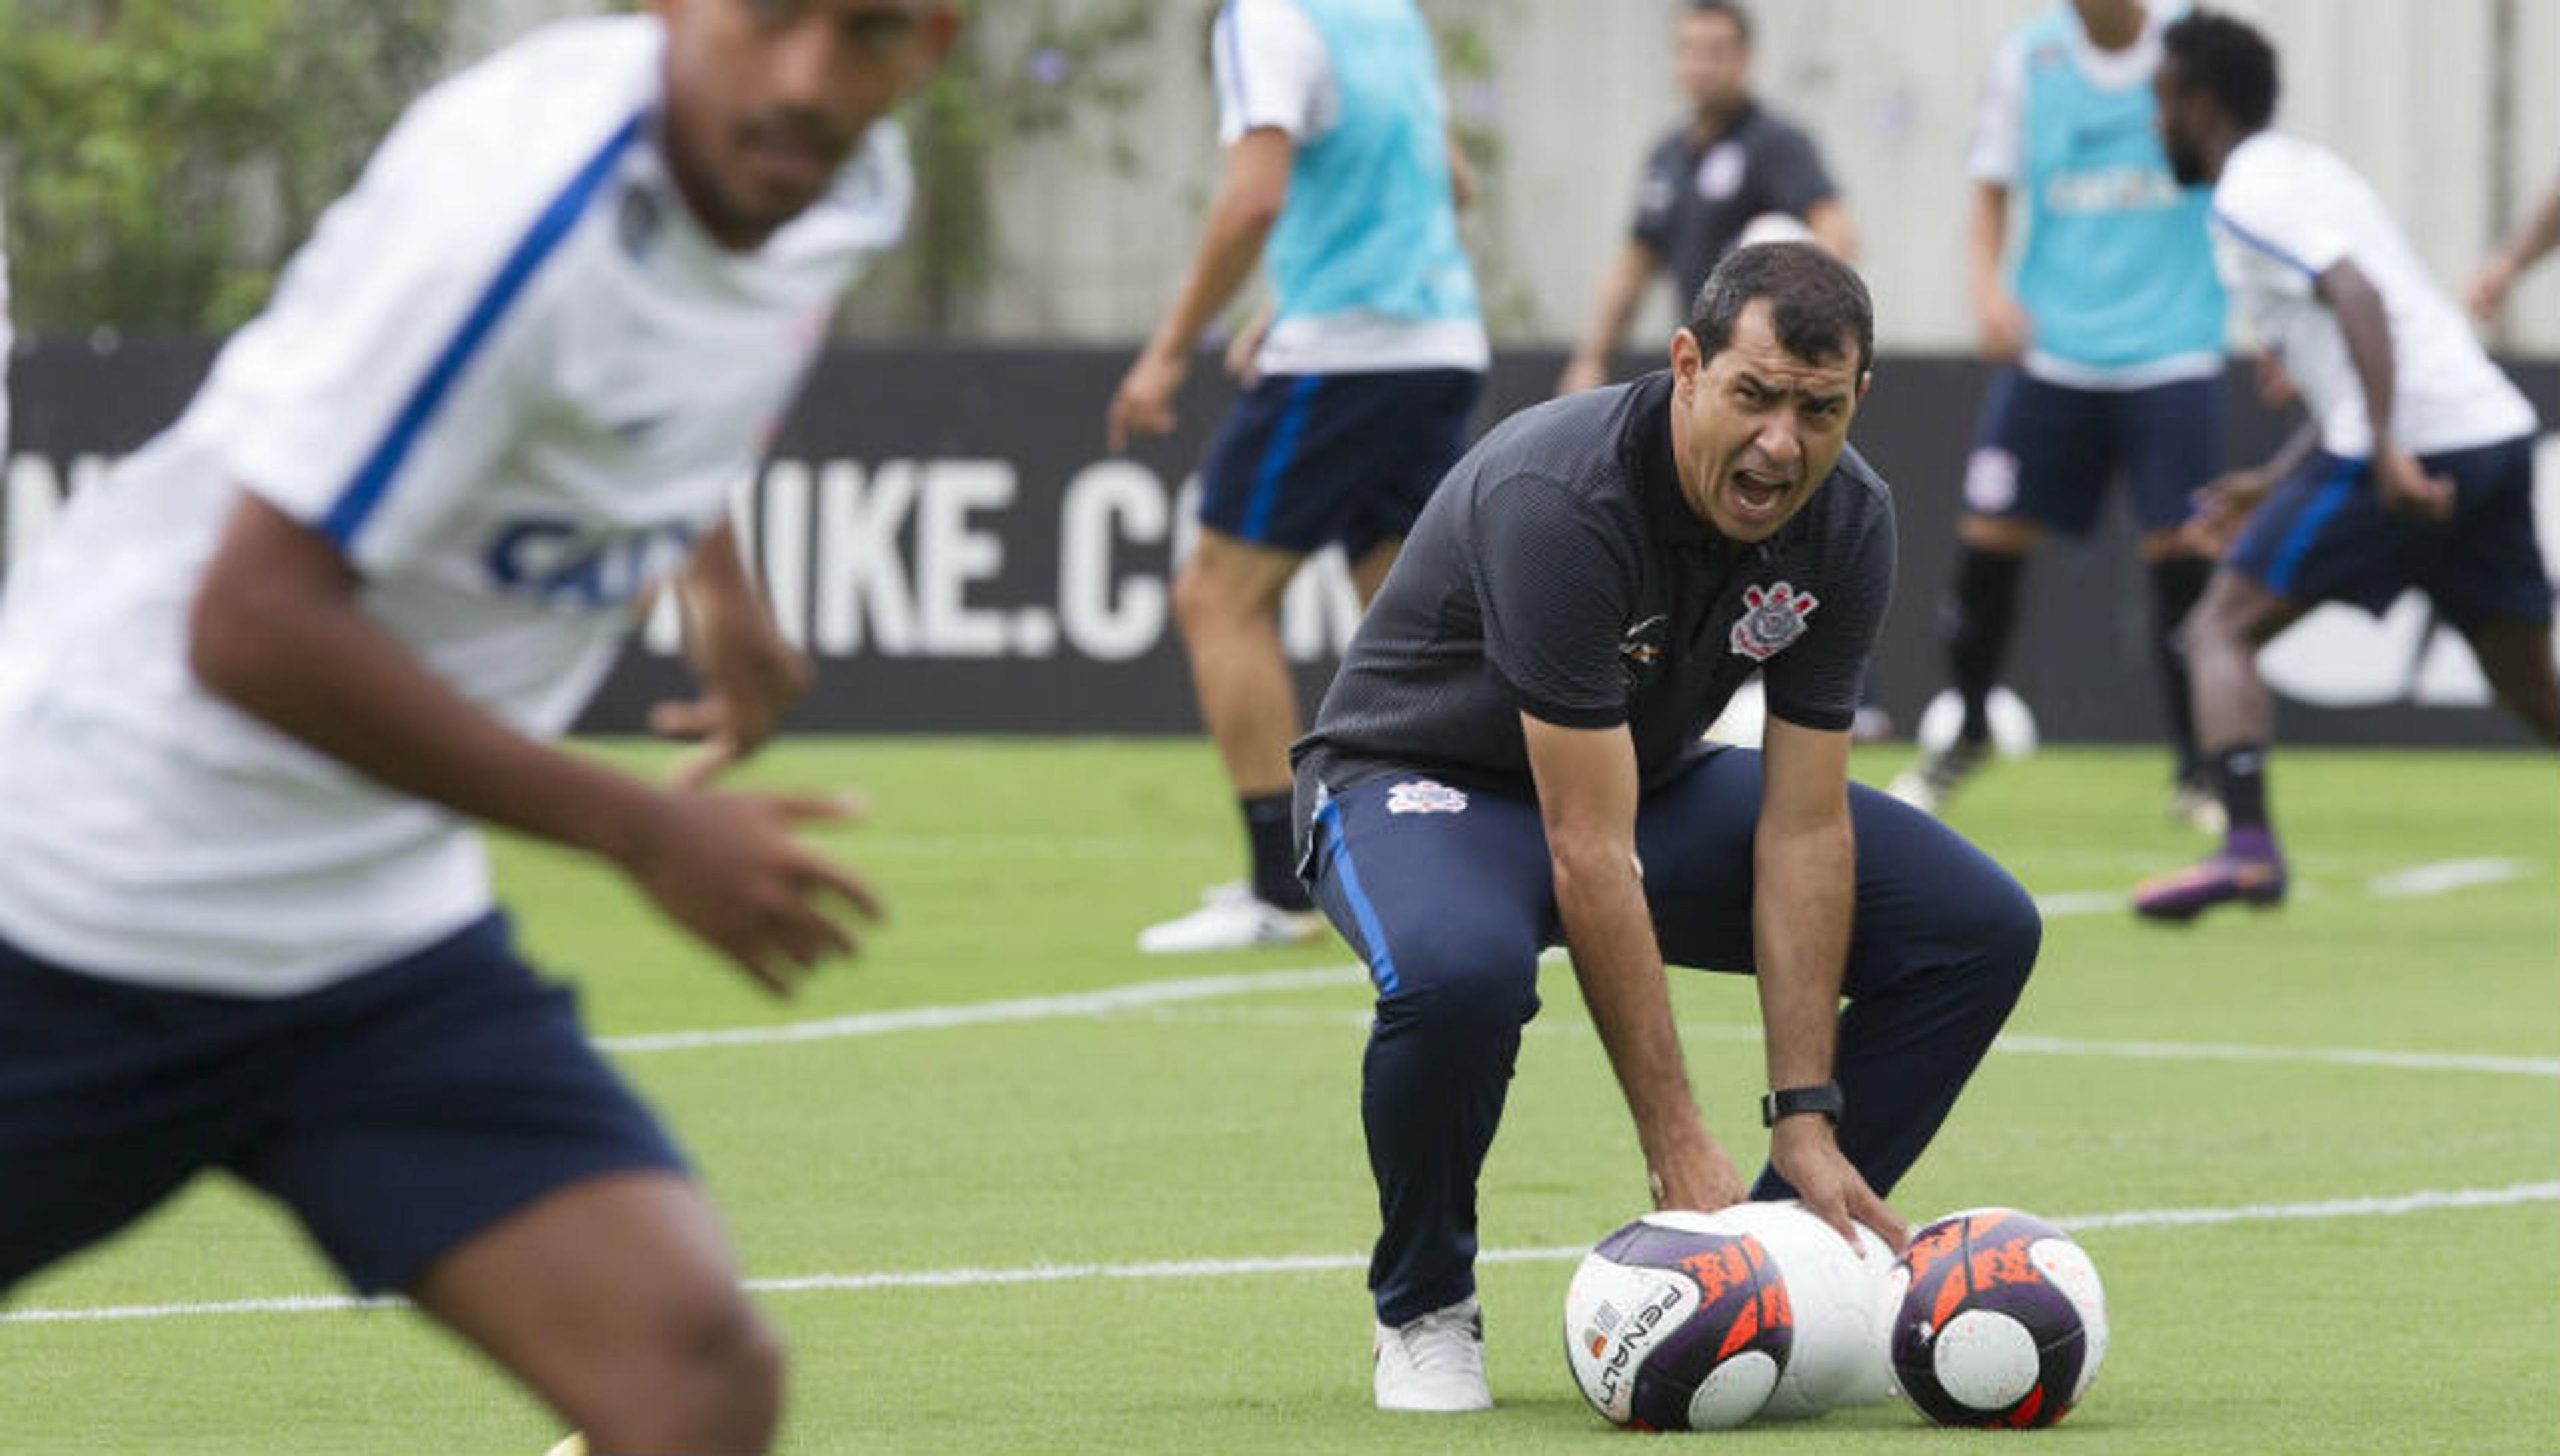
[1885,738,1989,818]
[1373,1296,1492,1412]
[1135,882,1325,954]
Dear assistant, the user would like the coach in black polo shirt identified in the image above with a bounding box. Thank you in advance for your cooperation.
[1296,243,2041,1412]
[1560,0,1855,395]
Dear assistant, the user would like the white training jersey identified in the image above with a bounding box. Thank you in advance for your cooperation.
[0,15,909,995]
[2210,131,2535,458]
[1210,0,1487,377]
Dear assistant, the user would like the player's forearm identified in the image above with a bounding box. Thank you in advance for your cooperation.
[2255,419,2320,481]
[1140,192,1279,365]
[190,525,665,867]
[1749,811,1854,1093]
[1570,245,1654,367]
[1967,183,2011,305]
[2321,264,2398,453]
[680,521,792,667]
[1552,838,1712,1164]
[2499,185,2560,272]
[1805,199,1859,263]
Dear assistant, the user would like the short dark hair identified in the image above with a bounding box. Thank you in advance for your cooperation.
[1684,0,1752,47]
[1685,241,1873,377]
[2163,9,2279,131]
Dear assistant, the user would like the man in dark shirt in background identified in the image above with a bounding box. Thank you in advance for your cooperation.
[1297,243,2041,1412]
[1559,0,1856,395]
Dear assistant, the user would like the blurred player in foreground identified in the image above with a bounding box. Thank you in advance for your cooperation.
[2135,11,2557,921]
[1109,0,1486,953]
[1294,243,2041,1411]
[1557,0,1856,397]
[1890,0,2228,829]
[0,3,953,1449]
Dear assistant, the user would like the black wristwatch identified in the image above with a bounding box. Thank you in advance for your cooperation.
[1760,1081,1845,1128]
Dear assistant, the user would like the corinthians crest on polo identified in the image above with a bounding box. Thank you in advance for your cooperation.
[1729,582,1819,662]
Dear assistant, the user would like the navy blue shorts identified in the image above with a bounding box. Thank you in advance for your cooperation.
[1198,369,1483,555]
[2227,436,2552,627]
[1963,370,2224,537]
[0,913,685,1297]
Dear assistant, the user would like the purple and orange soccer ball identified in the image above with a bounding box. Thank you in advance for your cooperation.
[1885,1207,2110,1429]
[1561,1211,1795,1430]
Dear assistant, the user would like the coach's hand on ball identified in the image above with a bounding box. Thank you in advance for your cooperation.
[1769,1115,1909,1254]
[618,789,883,997]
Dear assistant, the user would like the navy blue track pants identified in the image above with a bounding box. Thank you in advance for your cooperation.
[1301,748,2041,1326]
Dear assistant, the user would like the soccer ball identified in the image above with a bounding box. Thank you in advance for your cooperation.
[1913,686,2040,758]
[1561,1211,1793,1429]
[1885,1207,2108,1428]
[1699,1201,1896,1419]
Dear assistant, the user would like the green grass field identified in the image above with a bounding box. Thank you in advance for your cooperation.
[5,740,2555,1455]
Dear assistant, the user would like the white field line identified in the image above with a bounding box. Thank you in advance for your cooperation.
[596,965,1363,1053]
[591,963,2560,1083]
[1127,1003,2560,1080]
[2365,857,2531,899]
[7,1181,2554,1327]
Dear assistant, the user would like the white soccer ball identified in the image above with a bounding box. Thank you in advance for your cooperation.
[1562,1211,1793,1430]
[1913,687,2040,759]
[1885,1207,2109,1428]
[1697,1201,1896,1419]
[1702,677,1767,747]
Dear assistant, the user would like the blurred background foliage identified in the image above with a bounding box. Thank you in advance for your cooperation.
[0,0,451,334]
[0,0,1506,338]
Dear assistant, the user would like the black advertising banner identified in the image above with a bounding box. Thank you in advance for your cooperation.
[4,338,2553,745]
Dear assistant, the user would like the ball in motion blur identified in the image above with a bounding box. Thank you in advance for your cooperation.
[1562,1211,1793,1429]
[1885,1207,2108,1428]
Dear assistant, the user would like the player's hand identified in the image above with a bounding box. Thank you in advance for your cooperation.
[1107,348,1187,453]
[2253,351,2297,409]
[2184,466,2278,557]
[619,789,881,996]
[2375,447,2455,522]
[1977,291,2031,365]
[1223,307,1272,387]
[2466,255,2517,322]
[1645,1137,1752,1215]
[1557,354,1609,397]
[1769,1115,1908,1253]
[650,585,814,791]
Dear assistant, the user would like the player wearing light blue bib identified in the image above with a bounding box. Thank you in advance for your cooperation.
[1109,0,1487,956]
[1892,0,2231,830]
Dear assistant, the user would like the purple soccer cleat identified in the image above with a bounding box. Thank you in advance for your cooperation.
[2132,841,2288,923]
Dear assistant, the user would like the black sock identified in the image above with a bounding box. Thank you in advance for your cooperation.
[2209,745,2270,834]
[2148,556,2213,782]
[1243,792,1313,911]
[1944,545,2026,744]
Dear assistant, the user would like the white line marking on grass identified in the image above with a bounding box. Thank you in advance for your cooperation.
[2031,891,2125,918]
[2365,857,2531,899]
[1989,1032,2560,1080]
[1113,1003,2560,1080]
[597,965,1365,1053]
[2053,1181,2560,1231]
[9,1182,2554,1325]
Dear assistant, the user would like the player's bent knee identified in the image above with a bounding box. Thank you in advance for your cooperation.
[1373,961,1539,1045]
[632,1287,785,1445]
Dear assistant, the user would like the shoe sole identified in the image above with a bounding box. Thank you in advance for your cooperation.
[2133,883,2286,923]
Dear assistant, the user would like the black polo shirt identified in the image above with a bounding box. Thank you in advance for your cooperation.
[1633,101,1841,311]
[1295,370,1895,799]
